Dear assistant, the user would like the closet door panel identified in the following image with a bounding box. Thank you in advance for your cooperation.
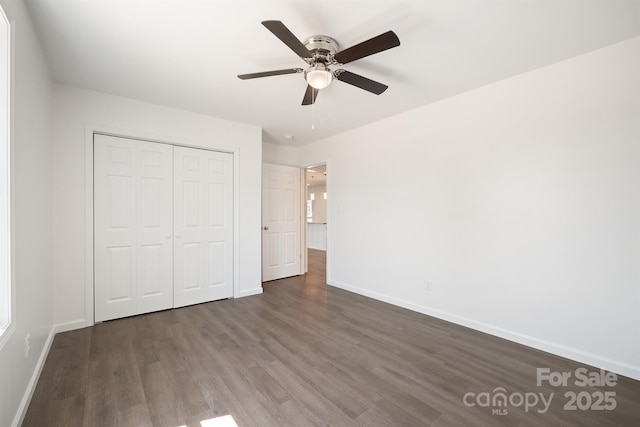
[94,136,137,321]
[94,135,173,321]
[135,140,174,315]
[174,146,233,307]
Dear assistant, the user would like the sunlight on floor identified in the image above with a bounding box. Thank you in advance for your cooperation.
[176,414,239,427]
[200,415,239,427]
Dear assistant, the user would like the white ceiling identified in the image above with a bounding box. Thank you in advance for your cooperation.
[25,0,640,146]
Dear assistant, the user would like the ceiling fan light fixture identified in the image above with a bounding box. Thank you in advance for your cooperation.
[305,63,333,89]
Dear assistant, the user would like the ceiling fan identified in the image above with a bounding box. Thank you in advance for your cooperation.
[238,20,400,105]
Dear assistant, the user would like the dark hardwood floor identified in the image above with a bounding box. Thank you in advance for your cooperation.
[24,249,640,426]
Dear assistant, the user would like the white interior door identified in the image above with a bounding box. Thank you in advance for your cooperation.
[262,163,302,281]
[174,146,233,307]
[94,134,173,322]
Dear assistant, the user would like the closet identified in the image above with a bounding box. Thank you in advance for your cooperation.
[93,134,233,322]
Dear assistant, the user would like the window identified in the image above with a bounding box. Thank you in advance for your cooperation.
[0,4,11,345]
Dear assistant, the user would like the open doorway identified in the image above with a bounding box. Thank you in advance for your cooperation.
[305,164,327,282]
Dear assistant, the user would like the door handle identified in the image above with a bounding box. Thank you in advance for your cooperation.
[263,226,269,231]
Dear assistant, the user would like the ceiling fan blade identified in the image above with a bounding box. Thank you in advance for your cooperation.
[262,20,312,59]
[237,68,302,80]
[333,31,400,65]
[302,85,319,105]
[335,70,388,95]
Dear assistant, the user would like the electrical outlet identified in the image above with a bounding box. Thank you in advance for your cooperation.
[424,280,432,292]
[24,334,31,358]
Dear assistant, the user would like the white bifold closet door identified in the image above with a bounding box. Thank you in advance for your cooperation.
[173,146,233,308]
[94,134,174,322]
[94,135,233,322]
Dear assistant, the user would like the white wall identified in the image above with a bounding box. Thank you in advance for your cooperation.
[263,140,299,166]
[51,85,263,328]
[0,0,53,425]
[299,37,640,379]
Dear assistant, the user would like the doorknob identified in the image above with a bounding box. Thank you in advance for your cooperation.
[263,226,269,231]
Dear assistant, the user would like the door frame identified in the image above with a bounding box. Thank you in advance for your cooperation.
[259,160,331,282]
[84,124,241,326]
[302,161,330,278]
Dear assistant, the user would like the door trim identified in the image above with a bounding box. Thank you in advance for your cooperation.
[84,124,241,326]
[302,160,330,280]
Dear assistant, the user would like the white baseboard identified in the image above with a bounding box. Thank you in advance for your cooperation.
[11,324,56,427]
[11,319,90,427]
[238,287,263,298]
[54,319,89,333]
[327,279,640,381]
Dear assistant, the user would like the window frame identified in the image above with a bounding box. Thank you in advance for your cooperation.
[0,2,13,349]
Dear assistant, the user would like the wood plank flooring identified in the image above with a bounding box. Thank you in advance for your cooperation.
[24,249,640,426]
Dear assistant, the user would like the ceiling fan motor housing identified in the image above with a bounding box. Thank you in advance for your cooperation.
[303,35,339,64]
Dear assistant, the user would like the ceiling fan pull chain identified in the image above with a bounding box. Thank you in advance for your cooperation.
[325,90,330,124]
[311,90,316,129]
